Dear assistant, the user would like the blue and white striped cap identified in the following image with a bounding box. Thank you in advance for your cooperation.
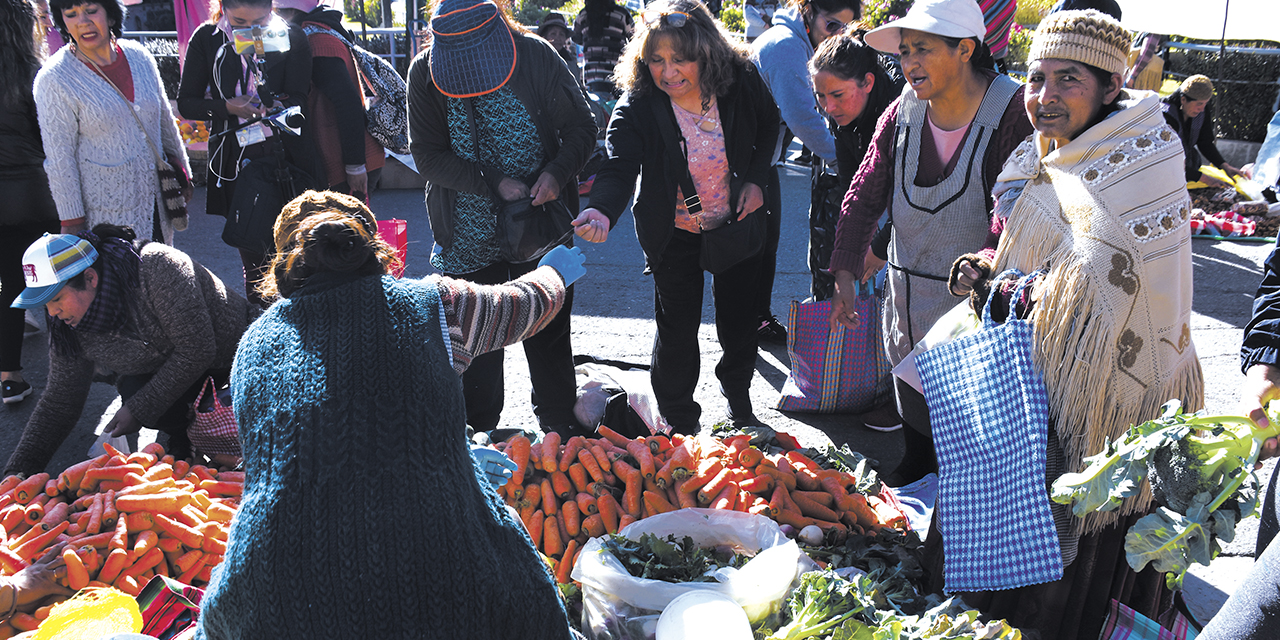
[11,233,98,309]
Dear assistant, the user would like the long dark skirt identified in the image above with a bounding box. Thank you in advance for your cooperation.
[923,510,1171,640]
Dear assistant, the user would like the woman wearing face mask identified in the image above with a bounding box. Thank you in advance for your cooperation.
[34,0,191,244]
[826,0,1032,483]
[178,0,313,308]
[749,0,861,343]
[573,0,780,433]
[806,27,900,301]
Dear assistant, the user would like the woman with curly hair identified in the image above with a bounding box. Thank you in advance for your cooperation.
[574,0,780,433]
[0,0,60,405]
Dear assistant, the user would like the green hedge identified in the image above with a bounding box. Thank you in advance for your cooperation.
[1165,41,1280,143]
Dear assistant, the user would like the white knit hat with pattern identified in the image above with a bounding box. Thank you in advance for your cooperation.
[1028,9,1131,76]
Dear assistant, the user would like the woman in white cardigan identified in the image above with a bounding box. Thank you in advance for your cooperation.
[35,0,189,244]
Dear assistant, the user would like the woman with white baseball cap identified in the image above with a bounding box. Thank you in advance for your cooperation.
[825,0,1032,484]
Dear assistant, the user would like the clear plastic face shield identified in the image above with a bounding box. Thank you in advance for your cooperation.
[231,15,292,56]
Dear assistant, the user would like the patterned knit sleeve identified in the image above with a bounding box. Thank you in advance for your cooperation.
[434,267,567,374]
[33,59,87,223]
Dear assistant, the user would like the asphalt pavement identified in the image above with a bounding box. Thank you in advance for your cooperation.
[2,159,1274,627]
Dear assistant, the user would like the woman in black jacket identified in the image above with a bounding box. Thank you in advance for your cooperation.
[407,0,596,436]
[0,0,60,405]
[177,0,313,307]
[574,0,779,433]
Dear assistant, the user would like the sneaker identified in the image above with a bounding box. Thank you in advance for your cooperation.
[1,380,32,405]
[757,316,787,345]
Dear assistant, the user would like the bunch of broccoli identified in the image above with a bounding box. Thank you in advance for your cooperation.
[1050,400,1278,588]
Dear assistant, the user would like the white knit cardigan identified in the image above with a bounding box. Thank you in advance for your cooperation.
[34,38,190,244]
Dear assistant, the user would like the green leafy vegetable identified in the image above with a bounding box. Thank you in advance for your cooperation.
[1050,400,1278,588]
[815,444,882,496]
[601,533,748,583]
[766,570,877,640]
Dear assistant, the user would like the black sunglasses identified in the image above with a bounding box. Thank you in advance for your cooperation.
[642,10,692,28]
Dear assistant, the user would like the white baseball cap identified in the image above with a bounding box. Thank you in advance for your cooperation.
[11,233,98,309]
[863,0,987,54]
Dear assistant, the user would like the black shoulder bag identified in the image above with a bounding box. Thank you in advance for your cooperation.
[650,99,764,275]
[465,98,574,264]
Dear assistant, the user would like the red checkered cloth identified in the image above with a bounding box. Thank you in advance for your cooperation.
[188,376,241,457]
[1190,210,1257,237]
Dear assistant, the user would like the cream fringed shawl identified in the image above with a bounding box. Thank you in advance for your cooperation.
[991,92,1204,535]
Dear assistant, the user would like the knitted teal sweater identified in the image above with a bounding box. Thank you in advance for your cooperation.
[195,273,572,639]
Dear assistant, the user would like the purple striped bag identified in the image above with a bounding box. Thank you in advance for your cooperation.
[776,281,892,413]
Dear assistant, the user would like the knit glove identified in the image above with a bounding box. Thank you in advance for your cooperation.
[471,445,517,490]
[538,245,586,287]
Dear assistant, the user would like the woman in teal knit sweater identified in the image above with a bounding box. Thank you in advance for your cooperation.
[195,191,586,639]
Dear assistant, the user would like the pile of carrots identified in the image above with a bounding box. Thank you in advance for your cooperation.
[493,426,907,585]
[0,443,241,637]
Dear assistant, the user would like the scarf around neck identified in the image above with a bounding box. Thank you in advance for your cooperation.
[49,234,143,357]
[991,91,1205,535]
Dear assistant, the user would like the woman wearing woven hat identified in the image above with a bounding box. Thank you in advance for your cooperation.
[407,0,595,437]
[539,12,583,87]
[572,0,780,433]
[826,0,1032,482]
[946,10,1201,638]
[194,190,582,640]
[177,0,314,307]
[35,0,191,245]
[7,225,252,475]
[1163,74,1244,190]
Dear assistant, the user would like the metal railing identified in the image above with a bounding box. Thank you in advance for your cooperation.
[122,26,421,74]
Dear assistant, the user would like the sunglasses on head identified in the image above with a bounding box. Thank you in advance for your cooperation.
[642,10,692,28]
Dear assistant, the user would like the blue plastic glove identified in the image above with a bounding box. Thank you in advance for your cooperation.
[471,444,517,491]
[538,245,586,287]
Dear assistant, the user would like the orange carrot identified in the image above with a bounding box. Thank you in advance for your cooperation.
[65,529,114,550]
[117,478,177,498]
[567,463,590,494]
[85,494,104,534]
[595,425,631,449]
[675,486,698,510]
[556,538,581,583]
[0,548,27,574]
[13,473,49,504]
[13,520,68,561]
[131,530,159,562]
[507,435,531,487]
[738,447,764,468]
[643,490,676,514]
[44,479,59,497]
[678,458,725,494]
[550,471,573,501]
[82,465,143,491]
[187,466,216,483]
[114,573,141,596]
[177,554,208,584]
[738,475,774,495]
[646,435,672,455]
[108,517,128,551]
[576,449,605,484]
[126,451,158,469]
[575,493,597,515]
[617,514,637,531]
[655,457,676,490]
[115,492,190,514]
[792,492,840,522]
[141,464,175,483]
[171,460,190,481]
[124,512,154,532]
[697,467,737,505]
[0,505,24,532]
[0,475,20,497]
[626,441,655,482]
[821,476,858,513]
[710,483,739,511]
[543,514,564,557]
[748,497,772,516]
[581,513,606,538]
[175,549,203,573]
[559,437,586,473]
[611,459,640,485]
[198,480,242,496]
[123,546,164,578]
[152,514,204,549]
[540,478,559,516]
[774,509,816,530]
[793,490,836,509]
[22,501,44,526]
[561,501,581,538]
[589,445,616,484]
[141,442,167,458]
[206,503,236,525]
[756,465,797,492]
[621,471,641,519]
[596,493,620,534]
[157,536,183,553]
[101,490,118,528]
[541,432,562,474]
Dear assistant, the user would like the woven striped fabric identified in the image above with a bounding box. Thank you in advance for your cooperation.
[1099,598,1199,640]
[776,285,892,414]
[916,270,1062,592]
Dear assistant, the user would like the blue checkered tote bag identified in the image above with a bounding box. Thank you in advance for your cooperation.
[777,280,892,413]
[915,269,1062,592]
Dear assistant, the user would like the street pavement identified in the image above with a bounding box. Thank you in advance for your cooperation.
[1,159,1274,627]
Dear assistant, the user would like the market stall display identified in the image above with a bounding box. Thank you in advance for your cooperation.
[0,442,238,637]
[491,426,911,583]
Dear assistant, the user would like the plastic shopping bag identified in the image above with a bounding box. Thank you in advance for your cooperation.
[377,218,408,277]
[571,509,804,640]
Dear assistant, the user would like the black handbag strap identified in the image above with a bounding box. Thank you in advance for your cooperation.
[650,99,703,217]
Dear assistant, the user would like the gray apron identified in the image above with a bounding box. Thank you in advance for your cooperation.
[883,74,1021,365]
